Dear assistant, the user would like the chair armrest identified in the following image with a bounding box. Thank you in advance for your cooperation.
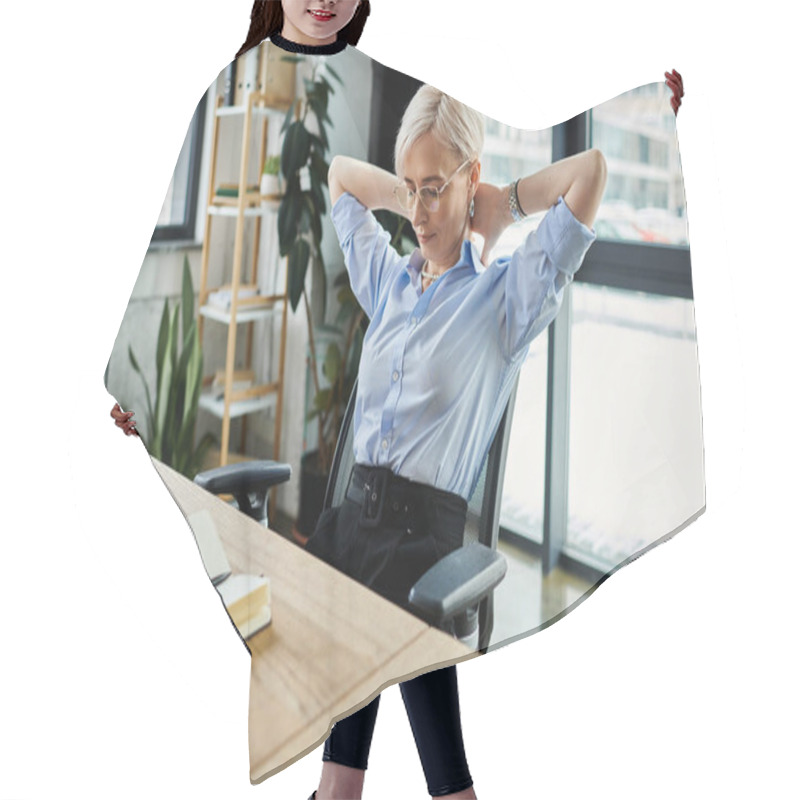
[408,542,507,628]
[194,460,291,522]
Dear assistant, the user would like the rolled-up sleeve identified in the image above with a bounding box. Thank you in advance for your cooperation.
[331,191,405,319]
[494,194,596,360]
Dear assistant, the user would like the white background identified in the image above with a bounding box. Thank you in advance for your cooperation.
[1,1,797,798]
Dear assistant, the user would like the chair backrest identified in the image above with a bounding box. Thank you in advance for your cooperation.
[324,378,519,547]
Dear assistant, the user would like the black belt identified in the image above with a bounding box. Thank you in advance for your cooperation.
[345,463,463,529]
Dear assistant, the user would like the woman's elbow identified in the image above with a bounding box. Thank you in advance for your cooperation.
[328,154,341,184]
[570,149,607,228]
[328,155,345,205]
[587,148,607,193]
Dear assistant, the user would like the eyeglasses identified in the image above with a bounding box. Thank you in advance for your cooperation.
[393,159,471,213]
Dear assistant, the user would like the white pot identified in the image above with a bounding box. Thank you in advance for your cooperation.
[260,173,281,197]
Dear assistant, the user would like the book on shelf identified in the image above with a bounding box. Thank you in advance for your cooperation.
[187,509,272,639]
[214,182,261,198]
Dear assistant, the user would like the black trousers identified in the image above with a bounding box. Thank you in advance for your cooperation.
[304,464,474,797]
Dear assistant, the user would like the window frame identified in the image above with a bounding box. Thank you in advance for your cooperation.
[149,92,208,245]
[534,111,693,579]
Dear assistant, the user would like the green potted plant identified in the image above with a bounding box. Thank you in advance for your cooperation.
[127,255,216,478]
[276,55,341,541]
[260,154,282,198]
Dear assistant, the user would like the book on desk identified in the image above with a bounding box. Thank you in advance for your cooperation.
[188,508,272,638]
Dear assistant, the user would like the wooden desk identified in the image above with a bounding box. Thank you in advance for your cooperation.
[152,459,476,783]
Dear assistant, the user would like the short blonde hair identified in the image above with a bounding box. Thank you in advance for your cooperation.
[394,85,485,176]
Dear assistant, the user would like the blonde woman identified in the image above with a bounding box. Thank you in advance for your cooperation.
[302,85,606,799]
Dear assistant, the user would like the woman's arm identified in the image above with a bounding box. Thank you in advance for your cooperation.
[471,149,607,264]
[327,156,409,319]
[517,148,606,227]
[477,151,604,359]
[328,155,410,216]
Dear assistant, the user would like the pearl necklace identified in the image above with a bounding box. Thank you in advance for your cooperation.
[420,260,445,282]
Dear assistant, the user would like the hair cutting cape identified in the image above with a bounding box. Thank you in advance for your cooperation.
[105,39,703,784]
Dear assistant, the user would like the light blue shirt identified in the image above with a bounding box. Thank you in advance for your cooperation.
[331,191,596,501]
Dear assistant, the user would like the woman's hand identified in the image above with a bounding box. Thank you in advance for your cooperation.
[665,69,684,115]
[110,402,139,437]
[470,183,510,266]
[328,155,404,214]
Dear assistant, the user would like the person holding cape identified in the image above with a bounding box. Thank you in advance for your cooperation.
[108,4,691,799]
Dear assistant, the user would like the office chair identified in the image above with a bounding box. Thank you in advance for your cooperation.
[194,377,519,652]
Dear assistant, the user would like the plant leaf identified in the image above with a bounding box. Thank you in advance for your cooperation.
[128,345,142,375]
[287,238,310,312]
[308,131,325,152]
[347,325,364,380]
[128,345,155,438]
[304,193,322,245]
[175,330,204,475]
[181,255,194,344]
[151,306,174,460]
[281,99,297,133]
[323,342,341,385]
[315,118,329,151]
[309,387,332,418]
[278,176,302,255]
[311,252,327,325]
[333,269,350,288]
[309,149,330,187]
[281,120,311,178]
[325,63,342,85]
[154,299,170,419]
[175,335,203,478]
[161,304,182,465]
[297,201,311,235]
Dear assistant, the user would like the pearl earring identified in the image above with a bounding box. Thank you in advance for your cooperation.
[469,197,475,218]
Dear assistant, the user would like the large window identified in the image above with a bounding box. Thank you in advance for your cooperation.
[490,80,699,577]
[150,92,208,244]
[566,283,703,570]
[590,83,688,246]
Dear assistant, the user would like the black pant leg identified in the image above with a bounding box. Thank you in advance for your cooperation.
[322,693,381,770]
[399,665,473,797]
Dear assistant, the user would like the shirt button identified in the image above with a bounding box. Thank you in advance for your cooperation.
[410,316,417,325]
[392,370,399,381]
[381,438,388,450]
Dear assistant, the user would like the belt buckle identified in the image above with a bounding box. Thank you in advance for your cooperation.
[360,469,388,528]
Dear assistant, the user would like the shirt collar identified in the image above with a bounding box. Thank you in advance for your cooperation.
[405,239,483,290]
